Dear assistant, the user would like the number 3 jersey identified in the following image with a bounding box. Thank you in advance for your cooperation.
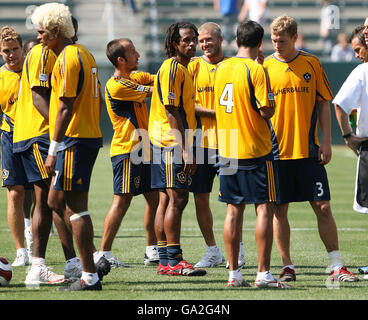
[49,44,102,148]
[214,56,275,161]
[264,51,333,160]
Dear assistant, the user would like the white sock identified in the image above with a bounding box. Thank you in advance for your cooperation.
[32,257,45,267]
[24,218,31,229]
[256,270,274,281]
[99,250,113,259]
[17,248,27,255]
[93,251,103,264]
[81,271,99,285]
[207,245,218,250]
[328,250,343,270]
[229,268,242,279]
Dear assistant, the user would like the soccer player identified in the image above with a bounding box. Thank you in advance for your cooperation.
[0,26,30,267]
[96,38,159,267]
[188,22,245,268]
[31,2,104,291]
[264,15,358,282]
[148,22,206,276]
[214,20,289,288]
[12,8,86,285]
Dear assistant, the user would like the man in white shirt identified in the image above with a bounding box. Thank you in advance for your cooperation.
[334,16,368,276]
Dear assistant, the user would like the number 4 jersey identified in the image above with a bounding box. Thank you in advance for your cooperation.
[214,56,275,161]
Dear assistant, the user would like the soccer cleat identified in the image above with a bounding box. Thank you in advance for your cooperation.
[254,271,291,289]
[59,279,102,291]
[25,265,67,286]
[64,258,82,281]
[157,263,169,275]
[194,246,225,268]
[12,250,29,267]
[107,255,132,268]
[144,246,159,266]
[329,266,359,282]
[95,256,111,281]
[166,260,206,276]
[227,276,251,287]
[358,266,368,274]
[280,267,296,282]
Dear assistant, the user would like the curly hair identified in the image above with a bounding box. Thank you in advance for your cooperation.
[31,2,74,39]
[164,22,198,58]
[0,26,22,48]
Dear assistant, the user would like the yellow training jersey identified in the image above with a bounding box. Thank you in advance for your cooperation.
[214,57,275,160]
[13,44,56,152]
[188,56,227,149]
[49,44,102,147]
[0,65,22,132]
[264,51,334,160]
[105,71,154,158]
[149,58,196,148]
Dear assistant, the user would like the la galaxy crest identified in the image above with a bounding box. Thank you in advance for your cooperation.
[2,169,9,181]
[134,176,141,189]
[303,72,311,82]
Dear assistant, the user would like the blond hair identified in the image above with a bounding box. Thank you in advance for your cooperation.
[270,15,298,37]
[31,2,74,39]
[0,26,22,48]
[198,22,222,39]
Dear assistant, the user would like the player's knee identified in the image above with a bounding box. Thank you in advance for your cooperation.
[172,192,189,211]
[313,200,332,218]
[47,195,63,214]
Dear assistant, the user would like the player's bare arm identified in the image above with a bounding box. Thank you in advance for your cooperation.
[316,100,332,165]
[195,104,216,118]
[259,105,275,120]
[45,96,75,175]
[334,104,368,156]
[32,86,50,121]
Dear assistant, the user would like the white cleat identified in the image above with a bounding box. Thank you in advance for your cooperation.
[144,246,159,266]
[12,250,29,267]
[64,258,82,281]
[25,264,68,288]
[227,276,251,287]
[194,246,225,268]
[254,272,291,289]
[107,256,131,268]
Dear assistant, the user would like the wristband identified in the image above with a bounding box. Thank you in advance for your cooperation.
[48,140,60,156]
[342,132,353,139]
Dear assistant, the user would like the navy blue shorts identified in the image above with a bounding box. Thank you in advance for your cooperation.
[18,140,50,184]
[219,157,279,205]
[276,158,331,204]
[53,144,99,192]
[189,147,219,194]
[1,131,33,188]
[111,154,151,195]
[151,144,192,190]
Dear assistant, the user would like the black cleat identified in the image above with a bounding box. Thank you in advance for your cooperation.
[59,279,102,291]
[95,256,111,281]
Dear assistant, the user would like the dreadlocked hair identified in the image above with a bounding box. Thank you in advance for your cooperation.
[164,21,198,58]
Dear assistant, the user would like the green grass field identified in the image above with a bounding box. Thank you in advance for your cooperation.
[0,145,368,303]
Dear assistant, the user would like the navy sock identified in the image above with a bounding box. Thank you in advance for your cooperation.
[167,244,183,266]
[157,241,168,266]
